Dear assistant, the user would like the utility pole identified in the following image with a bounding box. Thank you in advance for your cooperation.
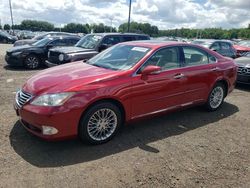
[127,0,132,32]
[110,17,113,32]
[9,0,14,29]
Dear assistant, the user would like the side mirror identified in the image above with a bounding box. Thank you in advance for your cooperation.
[211,48,217,52]
[99,44,109,52]
[141,65,161,76]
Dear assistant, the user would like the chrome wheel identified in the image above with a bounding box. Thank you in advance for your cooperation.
[87,108,118,141]
[25,56,39,69]
[209,86,224,109]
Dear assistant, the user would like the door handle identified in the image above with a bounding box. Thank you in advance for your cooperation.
[173,73,185,79]
[211,67,219,71]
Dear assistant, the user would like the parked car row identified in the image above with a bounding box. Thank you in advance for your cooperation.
[0,30,18,44]
[46,33,150,67]
[5,33,150,69]
[5,36,81,69]
[13,32,80,46]
[4,33,250,85]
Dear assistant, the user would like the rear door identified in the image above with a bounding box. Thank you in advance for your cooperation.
[179,46,220,102]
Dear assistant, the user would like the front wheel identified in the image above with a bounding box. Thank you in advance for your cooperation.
[206,83,225,111]
[24,55,41,69]
[79,102,122,144]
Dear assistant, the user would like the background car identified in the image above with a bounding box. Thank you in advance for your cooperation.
[45,33,150,67]
[14,41,237,144]
[233,40,250,57]
[5,36,80,69]
[192,39,236,58]
[235,52,250,84]
[0,30,18,44]
[13,32,79,47]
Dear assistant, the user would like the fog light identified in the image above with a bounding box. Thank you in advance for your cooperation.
[42,126,58,135]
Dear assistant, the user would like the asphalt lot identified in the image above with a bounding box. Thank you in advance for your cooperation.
[0,43,250,187]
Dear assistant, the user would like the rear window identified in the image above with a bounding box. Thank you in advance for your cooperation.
[122,36,136,42]
[137,36,149,40]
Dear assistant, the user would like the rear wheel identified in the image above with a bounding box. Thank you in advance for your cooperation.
[24,55,40,69]
[206,83,225,111]
[79,102,122,144]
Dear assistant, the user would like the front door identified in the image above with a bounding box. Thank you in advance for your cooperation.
[130,47,190,118]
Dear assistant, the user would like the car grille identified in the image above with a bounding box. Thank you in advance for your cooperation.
[16,90,33,108]
[238,51,250,57]
[237,66,250,75]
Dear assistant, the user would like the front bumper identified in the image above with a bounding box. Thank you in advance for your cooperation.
[5,54,24,67]
[45,60,70,67]
[45,60,58,67]
[237,74,250,84]
[14,103,83,141]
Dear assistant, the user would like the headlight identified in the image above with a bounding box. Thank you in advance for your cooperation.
[58,54,64,61]
[31,92,74,106]
[12,51,22,56]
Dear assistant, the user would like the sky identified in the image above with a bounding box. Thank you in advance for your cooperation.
[0,0,249,29]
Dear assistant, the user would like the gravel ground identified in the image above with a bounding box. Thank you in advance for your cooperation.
[0,43,250,188]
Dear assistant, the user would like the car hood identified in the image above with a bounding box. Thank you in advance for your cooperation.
[50,46,95,54]
[7,44,34,53]
[235,57,250,66]
[233,45,250,51]
[14,39,36,46]
[22,61,122,95]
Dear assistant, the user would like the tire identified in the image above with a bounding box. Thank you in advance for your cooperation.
[79,102,122,144]
[24,55,41,69]
[206,83,226,111]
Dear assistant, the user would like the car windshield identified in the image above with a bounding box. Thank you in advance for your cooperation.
[238,41,250,47]
[76,34,102,49]
[200,42,213,48]
[32,37,53,47]
[33,34,47,40]
[87,44,151,71]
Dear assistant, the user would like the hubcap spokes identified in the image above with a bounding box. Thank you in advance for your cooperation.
[27,57,38,68]
[210,87,223,109]
[87,108,117,141]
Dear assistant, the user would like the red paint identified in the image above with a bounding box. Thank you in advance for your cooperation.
[233,44,250,57]
[15,42,237,140]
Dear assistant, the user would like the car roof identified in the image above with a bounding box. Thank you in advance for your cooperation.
[45,35,80,40]
[87,33,149,37]
[193,39,232,44]
[122,40,187,49]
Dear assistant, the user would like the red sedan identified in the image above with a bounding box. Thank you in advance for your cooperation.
[15,41,237,144]
[233,40,250,57]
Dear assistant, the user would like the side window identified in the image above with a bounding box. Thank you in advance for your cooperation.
[66,38,79,45]
[137,36,149,40]
[183,47,209,66]
[208,54,217,63]
[123,36,136,42]
[221,42,230,50]
[210,42,220,51]
[49,39,66,46]
[102,36,120,46]
[140,47,180,72]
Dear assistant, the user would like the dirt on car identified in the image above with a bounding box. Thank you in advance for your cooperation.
[0,44,249,188]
